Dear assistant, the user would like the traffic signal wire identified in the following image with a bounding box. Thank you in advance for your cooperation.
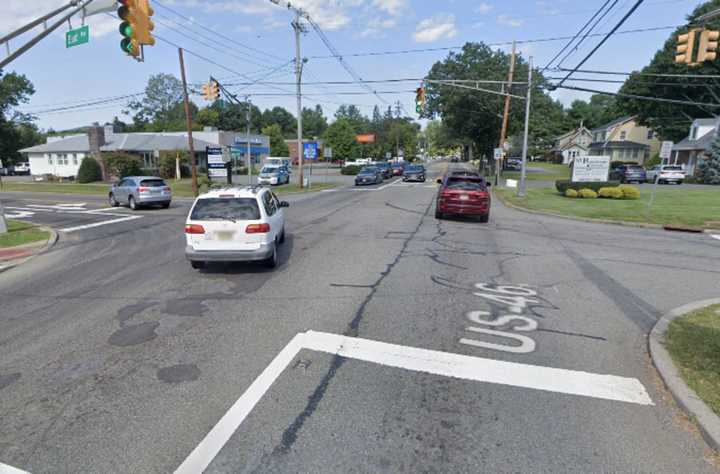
[554,0,621,69]
[552,67,720,79]
[551,84,720,108]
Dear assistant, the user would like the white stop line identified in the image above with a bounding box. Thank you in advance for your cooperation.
[711,235,720,241]
[175,330,652,474]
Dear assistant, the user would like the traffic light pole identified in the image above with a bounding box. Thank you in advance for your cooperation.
[178,48,198,197]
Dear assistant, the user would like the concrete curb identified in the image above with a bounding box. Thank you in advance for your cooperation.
[649,298,720,452]
[0,226,58,274]
[493,189,719,233]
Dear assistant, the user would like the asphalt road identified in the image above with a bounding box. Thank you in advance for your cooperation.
[1,163,719,473]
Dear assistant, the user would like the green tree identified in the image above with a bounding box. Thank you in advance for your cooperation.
[617,0,720,141]
[77,157,102,183]
[126,73,185,130]
[335,104,369,132]
[323,118,359,160]
[425,120,456,156]
[261,106,296,136]
[104,153,142,178]
[262,124,290,156]
[698,134,720,184]
[0,70,40,164]
[566,95,620,130]
[302,104,328,138]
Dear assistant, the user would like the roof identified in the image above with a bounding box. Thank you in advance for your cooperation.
[589,140,650,149]
[20,133,216,154]
[673,129,716,151]
[555,126,591,142]
[693,117,720,127]
[197,186,268,199]
[590,116,635,133]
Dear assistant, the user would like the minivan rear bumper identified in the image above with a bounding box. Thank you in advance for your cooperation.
[185,242,274,262]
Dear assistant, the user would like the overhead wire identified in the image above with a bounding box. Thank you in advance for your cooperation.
[551,84,720,108]
[555,0,620,69]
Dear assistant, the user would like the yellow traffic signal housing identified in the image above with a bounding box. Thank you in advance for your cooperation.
[118,0,141,57]
[676,28,699,65]
[202,83,211,101]
[697,29,720,63]
[134,0,156,46]
[210,81,220,101]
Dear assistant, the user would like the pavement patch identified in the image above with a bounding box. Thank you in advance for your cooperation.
[0,372,21,390]
[108,321,160,347]
[157,364,201,384]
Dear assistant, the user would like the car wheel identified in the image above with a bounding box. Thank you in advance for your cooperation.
[190,261,205,270]
[109,193,119,207]
[161,202,171,209]
[479,214,489,223]
[265,243,278,268]
[128,196,138,210]
[435,208,443,219]
[677,181,683,185]
[279,228,286,244]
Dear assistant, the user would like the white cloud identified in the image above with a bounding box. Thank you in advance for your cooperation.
[371,0,407,16]
[476,2,493,14]
[412,14,457,43]
[357,17,397,39]
[496,14,523,27]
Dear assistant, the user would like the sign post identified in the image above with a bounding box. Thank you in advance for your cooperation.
[324,147,332,182]
[206,147,227,183]
[571,155,611,182]
[66,25,89,48]
[649,141,674,220]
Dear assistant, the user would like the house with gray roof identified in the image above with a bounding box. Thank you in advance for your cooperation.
[588,116,661,164]
[671,117,719,176]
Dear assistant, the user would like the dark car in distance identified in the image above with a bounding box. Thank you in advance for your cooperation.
[375,161,393,179]
[391,163,405,176]
[435,174,491,222]
[610,164,647,183]
[403,164,426,182]
[355,166,384,186]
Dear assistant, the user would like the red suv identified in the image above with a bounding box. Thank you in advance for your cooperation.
[435,173,491,222]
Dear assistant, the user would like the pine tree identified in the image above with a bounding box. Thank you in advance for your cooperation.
[698,133,720,185]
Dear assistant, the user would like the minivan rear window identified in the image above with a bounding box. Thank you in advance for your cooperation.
[140,179,166,187]
[191,198,260,221]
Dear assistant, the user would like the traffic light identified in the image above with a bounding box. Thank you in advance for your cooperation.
[118,0,140,58]
[415,86,426,113]
[202,80,220,101]
[134,0,155,46]
[697,29,720,63]
[675,28,699,65]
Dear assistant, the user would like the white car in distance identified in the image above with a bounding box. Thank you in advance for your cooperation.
[646,164,686,184]
[185,186,289,270]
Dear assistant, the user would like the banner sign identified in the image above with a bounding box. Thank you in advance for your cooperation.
[356,134,376,144]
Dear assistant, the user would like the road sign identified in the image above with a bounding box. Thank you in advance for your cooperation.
[207,147,227,180]
[303,142,318,161]
[66,25,89,48]
[356,134,375,144]
[502,141,510,151]
[385,152,391,160]
[572,155,610,182]
[494,148,503,161]
[660,141,674,160]
[324,147,332,159]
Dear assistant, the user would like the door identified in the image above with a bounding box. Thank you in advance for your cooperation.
[263,192,282,241]
[115,179,129,201]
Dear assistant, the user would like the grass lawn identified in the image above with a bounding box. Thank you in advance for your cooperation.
[496,186,720,228]
[503,162,570,181]
[666,304,720,417]
[0,220,51,248]
[1,179,338,198]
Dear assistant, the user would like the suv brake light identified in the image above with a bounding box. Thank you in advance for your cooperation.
[246,223,270,234]
[139,187,149,193]
[185,224,205,234]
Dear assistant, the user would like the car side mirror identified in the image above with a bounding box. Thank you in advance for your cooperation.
[486,182,492,187]
[279,201,290,208]
[436,178,442,184]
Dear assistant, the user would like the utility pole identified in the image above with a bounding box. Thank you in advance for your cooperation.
[246,96,252,185]
[394,101,402,159]
[496,40,516,186]
[178,48,198,197]
[293,11,305,188]
[0,200,7,235]
[518,57,533,198]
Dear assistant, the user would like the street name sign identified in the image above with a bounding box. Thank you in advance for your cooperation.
[66,26,89,48]
[572,155,611,182]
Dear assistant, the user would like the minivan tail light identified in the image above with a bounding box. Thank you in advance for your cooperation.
[185,224,205,234]
[246,223,270,234]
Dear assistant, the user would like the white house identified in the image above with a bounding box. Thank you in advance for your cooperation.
[671,117,720,176]
[550,126,592,164]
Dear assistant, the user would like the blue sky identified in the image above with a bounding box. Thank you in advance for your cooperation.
[3,0,702,131]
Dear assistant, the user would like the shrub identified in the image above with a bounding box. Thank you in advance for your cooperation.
[555,180,620,193]
[578,188,598,199]
[618,184,641,200]
[644,153,661,169]
[341,165,362,175]
[158,150,191,179]
[104,153,142,178]
[598,187,623,199]
[565,189,578,198]
[76,157,102,183]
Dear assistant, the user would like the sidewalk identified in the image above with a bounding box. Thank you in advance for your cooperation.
[0,227,57,273]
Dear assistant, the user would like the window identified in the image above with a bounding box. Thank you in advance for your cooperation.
[48,154,53,165]
[263,192,276,216]
[190,198,261,221]
[632,149,639,159]
[619,131,627,140]
[648,129,656,140]
[72,154,78,165]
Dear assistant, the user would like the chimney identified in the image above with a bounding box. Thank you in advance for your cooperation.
[104,124,115,140]
[87,124,108,180]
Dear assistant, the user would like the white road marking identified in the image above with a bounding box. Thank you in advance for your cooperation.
[0,462,31,474]
[58,215,143,233]
[711,235,720,241]
[174,330,653,473]
[4,211,35,219]
[320,189,338,193]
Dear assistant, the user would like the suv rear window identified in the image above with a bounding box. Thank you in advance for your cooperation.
[627,166,644,171]
[663,165,683,171]
[191,198,260,221]
[140,179,166,187]
[446,178,484,190]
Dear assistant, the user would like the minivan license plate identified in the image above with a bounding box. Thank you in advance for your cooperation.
[216,231,234,241]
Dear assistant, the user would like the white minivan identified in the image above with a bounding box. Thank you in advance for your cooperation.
[185,186,289,270]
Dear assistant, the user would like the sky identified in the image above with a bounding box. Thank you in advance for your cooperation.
[1,0,703,131]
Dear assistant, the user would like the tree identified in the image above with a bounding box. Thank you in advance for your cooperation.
[0,70,39,164]
[425,120,456,156]
[302,105,328,138]
[77,157,102,183]
[126,73,184,130]
[565,95,620,130]
[261,106,296,136]
[323,118,359,160]
[698,134,720,184]
[617,1,720,141]
[334,104,369,133]
[262,124,290,156]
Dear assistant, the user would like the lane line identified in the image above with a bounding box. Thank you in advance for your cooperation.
[174,330,652,473]
[711,235,720,241]
[0,462,32,474]
[58,216,143,233]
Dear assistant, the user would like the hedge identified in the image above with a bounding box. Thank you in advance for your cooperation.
[618,184,640,200]
[598,187,623,199]
[104,153,142,178]
[578,188,598,199]
[555,180,621,193]
[341,165,362,175]
[565,189,578,198]
[76,157,102,183]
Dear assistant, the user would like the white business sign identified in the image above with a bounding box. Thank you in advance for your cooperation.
[660,141,674,160]
[572,155,611,182]
[207,147,227,179]
[493,148,503,161]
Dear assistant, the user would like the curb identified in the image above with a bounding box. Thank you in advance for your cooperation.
[0,226,58,274]
[649,298,720,452]
[493,189,718,233]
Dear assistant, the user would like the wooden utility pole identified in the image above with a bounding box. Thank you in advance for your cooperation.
[178,48,198,197]
[496,40,516,186]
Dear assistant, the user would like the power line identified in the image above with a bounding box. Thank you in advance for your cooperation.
[546,77,718,87]
[553,67,720,79]
[555,0,620,68]
[552,0,646,90]
[552,84,720,108]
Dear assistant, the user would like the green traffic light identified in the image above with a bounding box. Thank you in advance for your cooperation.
[119,21,133,37]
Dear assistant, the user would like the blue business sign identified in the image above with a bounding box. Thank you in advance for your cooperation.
[303,142,318,161]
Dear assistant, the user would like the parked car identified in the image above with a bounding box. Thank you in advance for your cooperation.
[646,164,686,184]
[257,165,290,185]
[185,186,288,269]
[504,159,522,171]
[355,166,384,185]
[12,162,30,175]
[435,174,491,222]
[403,164,426,182]
[391,163,405,176]
[109,176,172,210]
[375,161,393,179]
[610,165,647,183]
